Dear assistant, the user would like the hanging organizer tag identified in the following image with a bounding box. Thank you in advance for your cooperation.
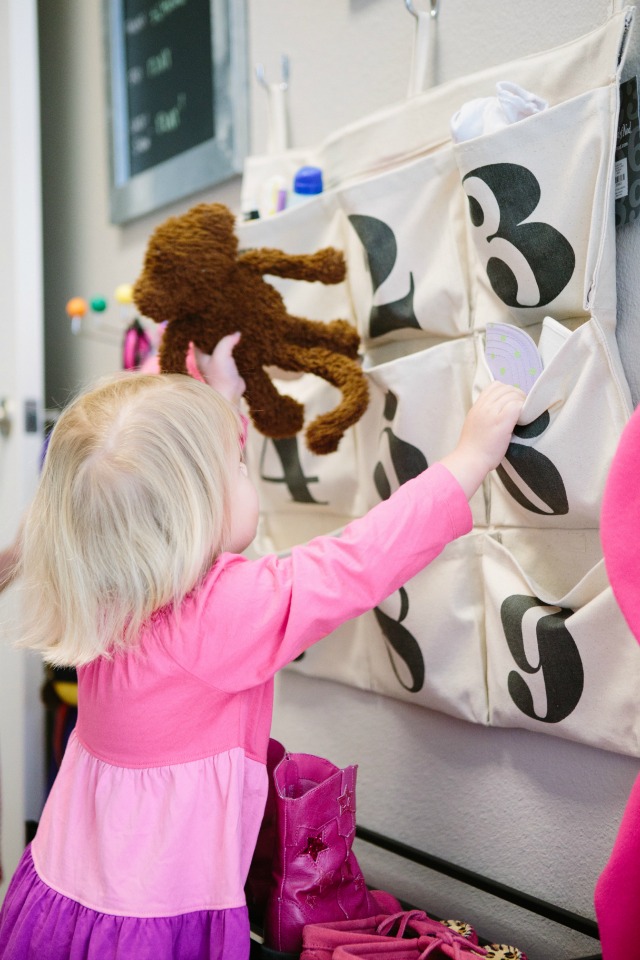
[615,75,640,228]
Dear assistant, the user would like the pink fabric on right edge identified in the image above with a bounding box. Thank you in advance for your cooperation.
[600,403,640,646]
[597,402,640,958]
[595,770,640,960]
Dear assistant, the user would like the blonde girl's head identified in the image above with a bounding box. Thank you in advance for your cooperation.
[19,374,242,666]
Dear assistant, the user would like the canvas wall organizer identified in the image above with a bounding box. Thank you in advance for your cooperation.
[238,8,640,757]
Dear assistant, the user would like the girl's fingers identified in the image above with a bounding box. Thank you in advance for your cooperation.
[195,332,242,364]
[214,331,242,355]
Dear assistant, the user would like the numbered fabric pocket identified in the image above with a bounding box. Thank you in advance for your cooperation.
[483,531,640,756]
[282,615,370,693]
[236,190,353,326]
[239,149,309,221]
[287,533,488,725]
[359,338,485,526]
[453,84,619,333]
[366,532,488,723]
[245,372,365,556]
[237,192,366,553]
[236,8,638,752]
[336,146,471,351]
[478,318,632,529]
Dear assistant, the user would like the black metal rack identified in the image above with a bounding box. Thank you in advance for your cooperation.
[355,825,602,960]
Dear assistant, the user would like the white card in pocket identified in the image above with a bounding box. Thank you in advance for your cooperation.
[479,319,632,528]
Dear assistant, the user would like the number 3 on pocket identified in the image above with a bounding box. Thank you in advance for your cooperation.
[463,163,575,309]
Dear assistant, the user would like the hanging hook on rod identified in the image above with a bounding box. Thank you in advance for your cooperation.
[405,0,440,96]
[255,54,290,92]
[254,54,291,154]
[405,0,440,19]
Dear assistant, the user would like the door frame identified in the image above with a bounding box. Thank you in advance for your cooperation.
[0,0,46,899]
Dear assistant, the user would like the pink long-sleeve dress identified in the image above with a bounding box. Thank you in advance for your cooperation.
[0,463,471,960]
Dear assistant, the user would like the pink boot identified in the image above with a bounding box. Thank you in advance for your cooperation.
[263,750,397,955]
[246,739,287,925]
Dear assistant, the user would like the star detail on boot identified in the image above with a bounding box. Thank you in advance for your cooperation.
[352,872,365,891]
[305,894,318,909]
[317,870,336,895]
[337,786,353,814]
[300,833,329,862]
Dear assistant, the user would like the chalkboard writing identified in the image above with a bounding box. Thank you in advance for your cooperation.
[122,0,214,176]
[104,0,248,223]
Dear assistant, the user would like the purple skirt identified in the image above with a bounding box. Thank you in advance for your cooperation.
[0,846,250,960]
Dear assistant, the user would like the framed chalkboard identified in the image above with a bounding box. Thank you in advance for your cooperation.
[103,0,248,224]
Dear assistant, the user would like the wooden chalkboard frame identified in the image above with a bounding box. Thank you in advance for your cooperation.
[103,0,248,224]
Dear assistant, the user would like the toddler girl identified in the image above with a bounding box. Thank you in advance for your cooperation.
[0,340,523,960]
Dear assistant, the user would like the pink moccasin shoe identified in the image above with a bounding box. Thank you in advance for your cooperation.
[301,909,479,960]
[330,936,527,960]
[331,936,481,959]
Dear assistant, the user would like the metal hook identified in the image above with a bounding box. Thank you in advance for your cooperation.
[255,54,290,91]
[254,54,292,153]
[406,0,440,95]
[405,0,440,19]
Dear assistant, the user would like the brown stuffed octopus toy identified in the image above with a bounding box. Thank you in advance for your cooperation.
[132,202,369,455]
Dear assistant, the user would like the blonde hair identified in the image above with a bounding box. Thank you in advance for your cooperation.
[19,374,241,666]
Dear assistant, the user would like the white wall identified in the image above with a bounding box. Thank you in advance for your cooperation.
[0,0,46,901]
[36,2,640,958]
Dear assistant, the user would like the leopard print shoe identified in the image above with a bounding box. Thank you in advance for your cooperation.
[484,945,528,960]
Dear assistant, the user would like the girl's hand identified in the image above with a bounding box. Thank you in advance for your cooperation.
[194,333,246,406]
[439,381,526,499]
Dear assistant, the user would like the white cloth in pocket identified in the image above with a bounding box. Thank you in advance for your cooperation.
[450,81,548,143]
